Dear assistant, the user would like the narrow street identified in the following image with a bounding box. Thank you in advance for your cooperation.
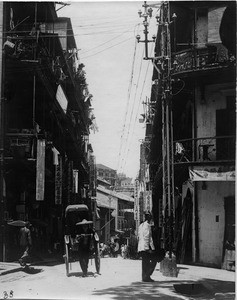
[0,2,235,300]
[0,257,235,300]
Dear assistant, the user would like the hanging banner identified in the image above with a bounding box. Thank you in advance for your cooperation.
[134,180,139,221]
[36,139,45,201]
[67,160,73,204]
[52,147,59,165]
[189,166,235,181]
[73,169,79,194]
[145,190,152,212]
[55,155,62,205]
[89,155,97,197]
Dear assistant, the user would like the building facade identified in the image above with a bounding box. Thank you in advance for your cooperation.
[96,165,134,244]
[96,164,117,187]
[0,2,96,261]
[140,1,236,269]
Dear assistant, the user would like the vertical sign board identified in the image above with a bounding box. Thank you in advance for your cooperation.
[72,169,78,194]
[67,161,73,204]
[55,155,62,205]
[89,155,97,197]
[36,139,45,201]
[134,179,139,220]
[134,179,140,235]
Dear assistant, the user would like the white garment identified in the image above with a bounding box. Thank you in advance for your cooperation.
[52,147,59,165]
[137,220,155,252]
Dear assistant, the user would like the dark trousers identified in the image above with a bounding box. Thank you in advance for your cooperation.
[79,250,90,275]
[141,251,157,281]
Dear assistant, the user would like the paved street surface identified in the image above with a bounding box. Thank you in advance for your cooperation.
[0,256,235,300]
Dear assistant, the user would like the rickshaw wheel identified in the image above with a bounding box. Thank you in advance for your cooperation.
[95,242,101,274]
[65,243,69,277]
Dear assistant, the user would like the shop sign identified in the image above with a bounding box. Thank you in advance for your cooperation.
[36,139,45,201]
[55,155,62,205]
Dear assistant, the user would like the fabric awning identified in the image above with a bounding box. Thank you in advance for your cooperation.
[96,191,117,209]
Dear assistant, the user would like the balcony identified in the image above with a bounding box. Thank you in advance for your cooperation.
[174,135,235,165]
[171,45,235,77]
[4,129,36,160]
[4,33,69,83]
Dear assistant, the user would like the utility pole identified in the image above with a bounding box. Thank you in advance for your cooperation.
[0,2,5,262]
[159,1,176,265]
[136,1,156,60]
[137,1,177,277]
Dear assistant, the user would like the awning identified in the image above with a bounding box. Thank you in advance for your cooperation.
[96,191,117,210]
[189,166,235,181]
[121,209,134,213]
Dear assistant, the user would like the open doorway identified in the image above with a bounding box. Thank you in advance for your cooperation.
[222,196,235,270]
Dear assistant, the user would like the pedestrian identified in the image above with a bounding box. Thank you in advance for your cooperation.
[137,211,157,282]
[113,238,119,257]
[76,219,94,277]
[121,244,125,258]
[18,221,32,267]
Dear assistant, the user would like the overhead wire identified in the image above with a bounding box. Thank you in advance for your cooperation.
[116,24,140,173]
[5,28,139,73]
[118,13,157,175]
[120,44,154,175]
[118,46,144,174]
[80,24,141,55]
[117,23,143,174]
[80,36,133,60]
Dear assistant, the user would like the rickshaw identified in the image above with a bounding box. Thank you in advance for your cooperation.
[63,204,100,277]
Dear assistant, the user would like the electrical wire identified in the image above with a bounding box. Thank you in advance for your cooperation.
[118,17,155,175]
[171,79,185,96]
[116,27,139,173]
[118,47,144,174]
[120,45,154,175]
[80,25,138,55]
[80,36,133,60]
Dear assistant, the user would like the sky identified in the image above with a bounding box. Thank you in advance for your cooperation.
[58,1,159,180]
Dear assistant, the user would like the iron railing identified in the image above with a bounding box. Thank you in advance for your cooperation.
[171,45,234,76]
[174,135,235,164]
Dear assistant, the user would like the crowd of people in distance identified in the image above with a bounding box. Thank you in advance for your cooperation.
[99,239,138,259]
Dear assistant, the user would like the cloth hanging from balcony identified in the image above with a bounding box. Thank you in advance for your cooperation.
[189,166,235,181]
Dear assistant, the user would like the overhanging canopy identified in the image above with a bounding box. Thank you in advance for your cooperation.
[96,191,116,210]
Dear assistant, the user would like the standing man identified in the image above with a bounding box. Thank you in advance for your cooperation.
[19,221,32,267]
[137,211,157,282]
[76,219,94,277]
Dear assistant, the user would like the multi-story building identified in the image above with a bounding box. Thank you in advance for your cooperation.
[96,164,117,187]
[115,173,134,197]
[0,2,96,261]
[141,1,236,270]
[96,165,134,243]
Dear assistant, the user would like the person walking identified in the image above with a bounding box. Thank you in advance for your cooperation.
[76,219,94,277]
[18,221,32,267]
[137,211,157,282]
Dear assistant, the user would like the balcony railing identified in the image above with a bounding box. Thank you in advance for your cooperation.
[5,129,36,159]
[4,34,71,82]
[174,135,235,165]
[171,44,235,76]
